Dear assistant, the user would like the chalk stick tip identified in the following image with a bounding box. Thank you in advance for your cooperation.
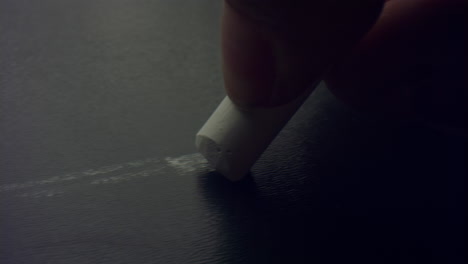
[196,134,248,181]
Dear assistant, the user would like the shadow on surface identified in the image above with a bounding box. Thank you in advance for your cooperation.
[197,114,464,264]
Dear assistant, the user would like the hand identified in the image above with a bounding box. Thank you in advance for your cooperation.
[222,0,465,133]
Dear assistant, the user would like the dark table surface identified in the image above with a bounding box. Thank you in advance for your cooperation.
[0,0,464,263]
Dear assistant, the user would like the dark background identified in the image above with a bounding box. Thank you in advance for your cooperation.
[1,0,464,263]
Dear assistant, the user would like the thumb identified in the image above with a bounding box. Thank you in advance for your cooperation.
[325,0,466,133]
[222,0,384,107]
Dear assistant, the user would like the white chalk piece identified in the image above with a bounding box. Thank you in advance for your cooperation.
[196,84,318,181]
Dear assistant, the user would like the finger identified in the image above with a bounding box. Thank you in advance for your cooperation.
[325,0,466,130]
[222,0,384,107]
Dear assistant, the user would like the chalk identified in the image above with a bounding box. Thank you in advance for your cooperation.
[195,83,318,181]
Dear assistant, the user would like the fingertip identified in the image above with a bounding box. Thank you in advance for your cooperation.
[222,0,385,108]
[222,2,276,107]
[325,0,466,119]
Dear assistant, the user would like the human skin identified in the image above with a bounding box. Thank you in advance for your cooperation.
[222,0,466,133]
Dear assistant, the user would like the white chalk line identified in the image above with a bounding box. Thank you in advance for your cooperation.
[165,153,208,174]
[0,153,211,198]
[90,168,162,185]
[0,157,162,193]
[17,189,64,198]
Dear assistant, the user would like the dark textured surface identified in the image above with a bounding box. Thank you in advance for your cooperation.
[0,0,464,263]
